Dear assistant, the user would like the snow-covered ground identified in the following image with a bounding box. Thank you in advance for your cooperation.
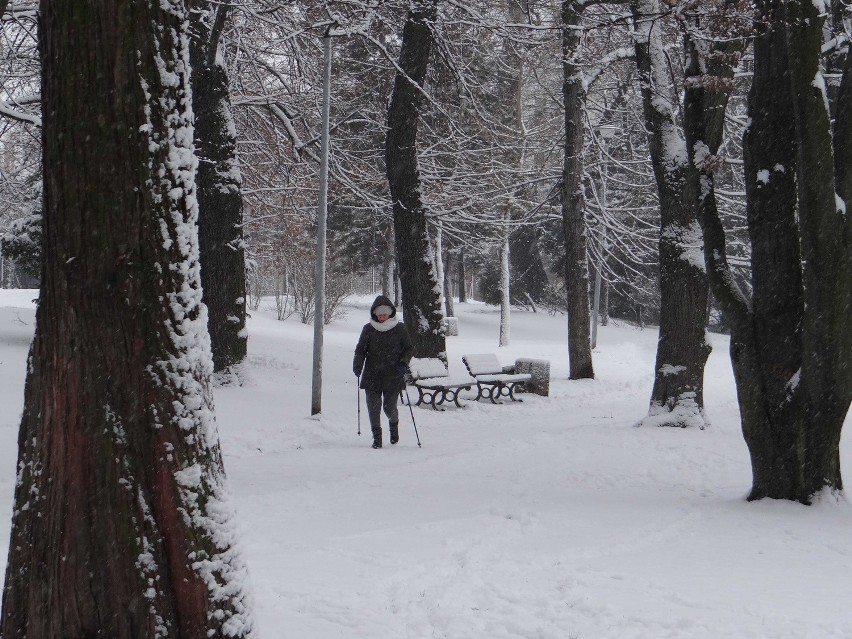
[0,289,850,638]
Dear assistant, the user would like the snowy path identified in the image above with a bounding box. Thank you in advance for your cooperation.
[1,292,851,638]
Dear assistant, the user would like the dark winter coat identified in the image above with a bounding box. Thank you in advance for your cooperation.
[353,295,413,393]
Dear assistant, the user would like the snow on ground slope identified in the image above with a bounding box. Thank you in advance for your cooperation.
[0,291,850,638]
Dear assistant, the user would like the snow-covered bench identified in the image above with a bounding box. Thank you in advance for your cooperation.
[462,353,532,404]
[407,357,475,410]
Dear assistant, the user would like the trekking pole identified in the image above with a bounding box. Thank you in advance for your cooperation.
[357,374,362,436]
[403,386,421,447]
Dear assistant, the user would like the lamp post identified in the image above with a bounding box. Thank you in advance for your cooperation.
[592,123,617,350]
[309,10,377,415]
[311,29,332,415]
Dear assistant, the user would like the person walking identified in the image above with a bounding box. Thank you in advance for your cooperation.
[353,295,413,448]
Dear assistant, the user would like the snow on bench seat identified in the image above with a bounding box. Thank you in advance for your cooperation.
[462,354,532,404]
[407,358,474,410]
[472,373,533,384]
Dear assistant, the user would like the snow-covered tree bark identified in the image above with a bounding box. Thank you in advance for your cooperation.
[386,0,445,360]
[458,246,467,303]
[433,220,446,314]
[560,0,595,379]
[824,0,850,115]
[0,1,255,635]
[189,0,247,376]
[499,229,511,346]
[678,0,747,423]
[632,0,710,428]
[443,249,455,317]
[700,0,851,502]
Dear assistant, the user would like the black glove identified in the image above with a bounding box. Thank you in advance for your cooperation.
[354,364,362,377]
[398,364,412,383]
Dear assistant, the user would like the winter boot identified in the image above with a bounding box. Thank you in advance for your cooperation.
[372,430,382,449]
[389,422,399,445]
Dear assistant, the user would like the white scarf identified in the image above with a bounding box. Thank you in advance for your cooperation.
[370,315,399,332]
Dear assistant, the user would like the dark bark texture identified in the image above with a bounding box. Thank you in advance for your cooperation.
[560,0,595,379]
[680,6,747,423]
[739,0,804,498]
[632,0,710,426]
[386,0,446,360]
[458,246,467,303]
[700,0,851,502]
[0,1,254,636]
[785,0,850,497]
[189,2,248,374]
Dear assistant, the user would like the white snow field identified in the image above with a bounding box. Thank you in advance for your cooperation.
[0,289,851,638]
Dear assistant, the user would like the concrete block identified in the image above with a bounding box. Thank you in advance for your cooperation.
[514,358,550,396]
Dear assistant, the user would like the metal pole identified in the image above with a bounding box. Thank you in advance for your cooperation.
[403,387,421,447]
[591,135,608,350]
[311,33,332,415]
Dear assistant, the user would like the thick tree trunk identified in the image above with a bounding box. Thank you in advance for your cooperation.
[680,7,745,427]
[786,0,850,496]
[738,0,804,497]
[700,0,850,502]
[560,0,594,379]
[386,0,445,360]
[0,2,254,636]
[632,0,709,427]
[189,2,247,375]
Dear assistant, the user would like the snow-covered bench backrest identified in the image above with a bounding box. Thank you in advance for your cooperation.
[409,357,449,381]
[462,354,504,376]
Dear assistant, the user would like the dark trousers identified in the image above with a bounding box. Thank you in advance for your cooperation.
[365,388,399,438]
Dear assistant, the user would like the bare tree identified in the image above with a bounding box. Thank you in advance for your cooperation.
[631,0,710,428]
[386,0,446,359]
[560,0,595,378]
[190,0,248,377]
[700,0,851,501]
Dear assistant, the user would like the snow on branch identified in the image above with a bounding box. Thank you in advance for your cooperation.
[0,98,40,126]
[583,46,634,91]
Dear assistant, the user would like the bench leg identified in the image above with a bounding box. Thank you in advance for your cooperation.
[483,385,496,403]
[475,384,503,404]
[430,389,446,411]
[415,387,428,407]
[444,387,467,409]
[507,383,523,402]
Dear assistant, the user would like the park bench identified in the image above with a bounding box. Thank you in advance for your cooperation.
[407,357,475,411]
[462,353,532,404]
